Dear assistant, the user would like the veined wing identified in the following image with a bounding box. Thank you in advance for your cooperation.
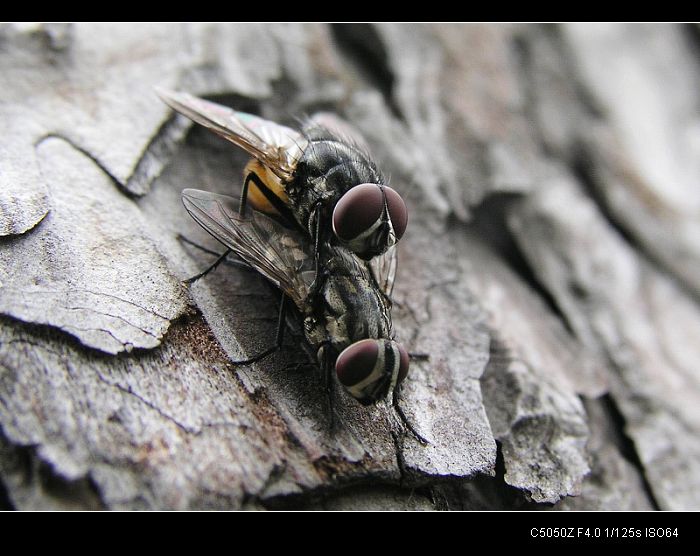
[157,88,307,182]
[182,189,314,309]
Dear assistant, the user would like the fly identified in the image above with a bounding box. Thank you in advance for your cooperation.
[156,89,408,296]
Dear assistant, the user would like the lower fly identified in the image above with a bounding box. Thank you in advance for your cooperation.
[180,188,410,404]
[179,189,426,442]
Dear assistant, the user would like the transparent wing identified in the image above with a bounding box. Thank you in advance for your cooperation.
[182,189,314,308]
[370,244,398,299]
[157,88,307,181]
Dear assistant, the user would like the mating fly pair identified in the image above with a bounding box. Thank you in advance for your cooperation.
[158,89,412,406]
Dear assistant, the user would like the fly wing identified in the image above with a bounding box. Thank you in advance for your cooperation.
[157,88,307,181]
[370,243,398,299]
[182,189,314,308]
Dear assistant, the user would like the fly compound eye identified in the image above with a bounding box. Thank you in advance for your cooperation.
[383,186,408,241]
[396,342,410,385]
[332,183,384,244]
[335,339,410,404]
[332,183,409,259]
[335,339,379,394]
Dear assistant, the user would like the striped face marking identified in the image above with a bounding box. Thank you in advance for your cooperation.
[335,339,409,404]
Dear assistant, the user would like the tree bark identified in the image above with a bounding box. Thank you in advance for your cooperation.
[1,22,699,510]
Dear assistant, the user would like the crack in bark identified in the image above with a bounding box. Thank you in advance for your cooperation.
[468,196,576,336]
[92,371,199,435]
[64,288,172,321]
[0,472,13,509]
[598,394,661,511]
[480,333,589,503]
[390,429,408,485]
[64,306,159,338]
[0,427,105,510]
[570,147,646,256]
[10,287,173,322]
[124,112,191,196]
[682,23,700,63]
[249,461,289,502]
[330,23,405,120]
[35,133,128,196]
[59,323,131,349]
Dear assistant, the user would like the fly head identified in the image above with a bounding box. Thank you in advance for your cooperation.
[332,183,408,260]
[334,339,409,404]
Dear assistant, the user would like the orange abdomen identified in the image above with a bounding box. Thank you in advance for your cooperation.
[243,159,289,216]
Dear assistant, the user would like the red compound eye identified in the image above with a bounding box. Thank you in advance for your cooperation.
[332,183,384,242]
[335,339,379,388]
[332,184,409,260]
[396,342,410,384]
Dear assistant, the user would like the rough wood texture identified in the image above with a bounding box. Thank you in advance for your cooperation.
[1,22,699,510]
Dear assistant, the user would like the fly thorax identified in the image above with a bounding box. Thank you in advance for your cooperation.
[322,273,388,349]
[321,278,351,350]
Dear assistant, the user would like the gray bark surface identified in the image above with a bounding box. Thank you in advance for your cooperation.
[1,22,699,510]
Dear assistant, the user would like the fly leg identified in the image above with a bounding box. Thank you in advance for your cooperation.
[388,296,430,361]
[318,343,338,432]
[179,170,276,282]
[239,172,252,216]
[177,234,253,283]
[231,293,288,365]
[326,350,338,433]
[183,249,232,284]
[390,352,429,443]
[392,387,429,445]
[279,331,317,373]
[241,170,299,226]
